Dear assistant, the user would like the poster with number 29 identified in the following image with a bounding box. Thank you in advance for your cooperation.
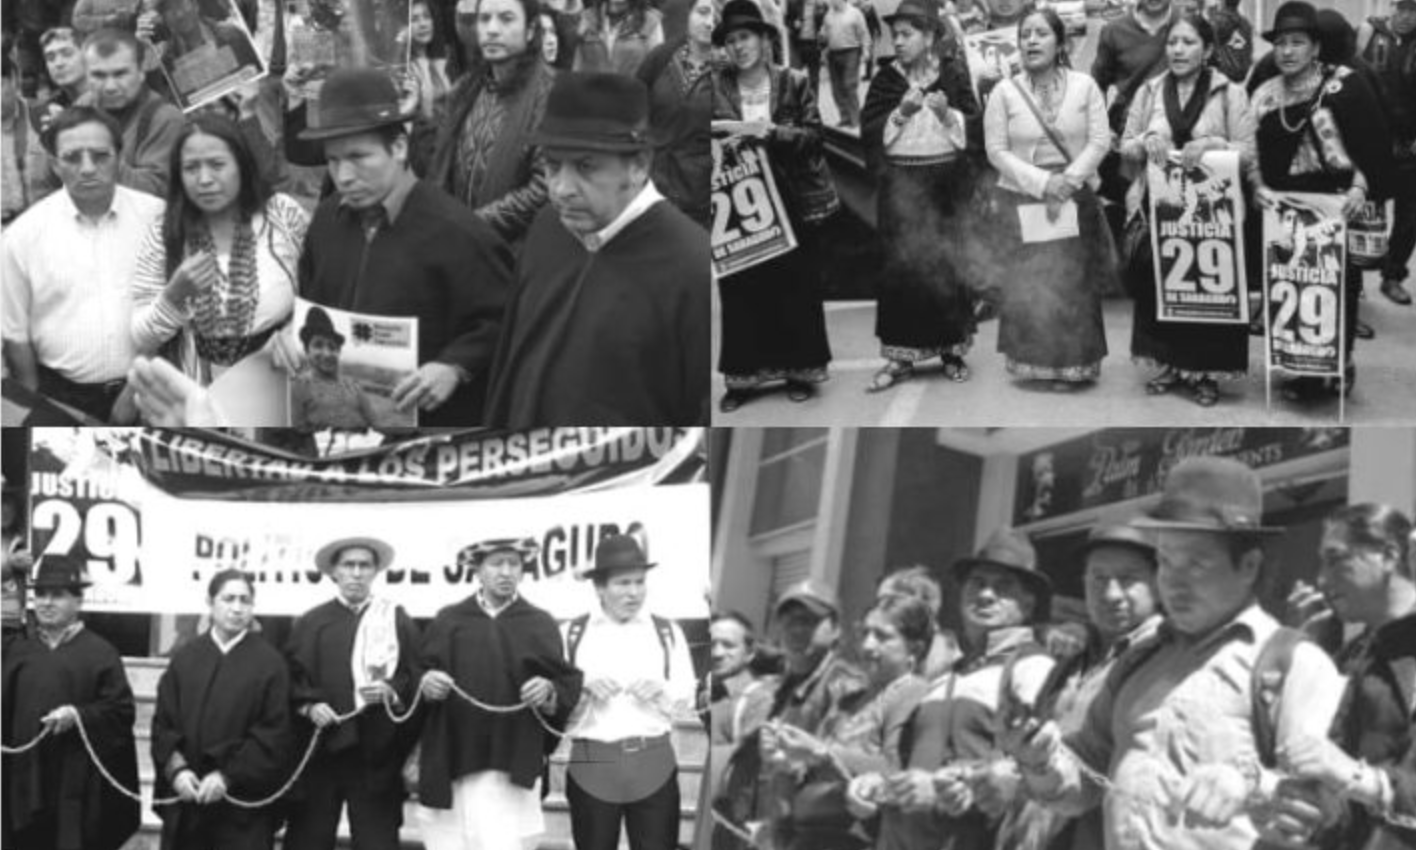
[1262,192,1346,377]
[710,131,798,278]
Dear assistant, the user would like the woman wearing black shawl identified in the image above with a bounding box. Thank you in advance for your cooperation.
[1250,0,1396,402]
[1119,13,1256,407]
[860,0,981,392]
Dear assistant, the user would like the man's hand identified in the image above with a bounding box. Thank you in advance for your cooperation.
[972,759,1022,818]
[173,769,201,802]
[195,771,228,805]
[934,766,974,817]
[420,670,454,701]
[846,773,884,818]
[626,679,666,705]
[358,681,397,707]
[999,717,1060,774]
[305,702,341,728]
[108,384,140,425]
[1281,735,1358,791]
[1177,762,1250,828]
[520,676,555,709]
[1259,776,1339,847]
[584,678,621,702]
[40,705,77,734]
[136,10,159,40]
[392,362,462,413]
[883,768,936,812]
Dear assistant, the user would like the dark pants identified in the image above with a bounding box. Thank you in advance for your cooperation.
[567,769,681,850]
[793,40,822,100]
[1383,157,1416,283]
[160,804,275,850]
[34,364,123,423]
[826,48,861,126]
[13,817,57,850]
[282,750,404,850]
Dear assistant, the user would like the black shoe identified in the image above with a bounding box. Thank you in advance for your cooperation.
[1356,321,1375,340]
[719,390,751,413]
[1381,278,1413,305]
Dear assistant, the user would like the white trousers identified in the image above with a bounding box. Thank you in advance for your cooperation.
[416,771,544,850]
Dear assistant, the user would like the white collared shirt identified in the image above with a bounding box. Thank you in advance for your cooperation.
[211,628,249,655]
[2,186,164,382]
[477,589,518,619]
[578,181,664,253]
[563,608,695,742]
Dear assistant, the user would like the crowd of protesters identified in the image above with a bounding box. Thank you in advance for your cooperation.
[2,529,698,850]
[711,0,1415,412]
[705,454,1416,850]
[1,0,709,427]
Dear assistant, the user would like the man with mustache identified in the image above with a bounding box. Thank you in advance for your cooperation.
[1006,456,1348,850]
[415,537,583,850]
[484,71,708,426]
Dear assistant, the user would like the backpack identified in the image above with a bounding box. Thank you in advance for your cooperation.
[566,613,677,680]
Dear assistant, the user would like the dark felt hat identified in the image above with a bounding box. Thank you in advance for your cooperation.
[298,68,415,142]
[299,306,345,347]
[30,554,91,591]
[583,534,657,580]
[1263,1,1322,42]
[315,536,395,573]
[457,537,540,569]
[713,0,776,45]
[1133,456,1284,535]
[951,527,1053,608]
[883,0,945,30]
[1077,521,1157,563]
[774,579,840,620]
[530,72,653,153]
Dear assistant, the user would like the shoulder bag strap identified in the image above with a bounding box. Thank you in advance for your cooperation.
[1008,76,1075,166]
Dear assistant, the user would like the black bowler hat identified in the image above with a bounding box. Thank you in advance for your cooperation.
[530,72,654,153]
[583,534,657,580]
[1132,456,1284,535]
[1263,1,1322,43]
[951,527,1053,617]
[713,0,776,46]
[299,306,345,347]
[883,0,945,31]
[298,68,415,142]
[30,554,91,592]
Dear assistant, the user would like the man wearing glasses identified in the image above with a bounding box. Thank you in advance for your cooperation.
[1,105,163,423]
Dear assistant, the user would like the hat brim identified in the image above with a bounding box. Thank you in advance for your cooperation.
[712,19,776,46]
[583,561,658,580]
[531,132,655,153]
[951,557,1054,597]
[774,595,834,619]
[300,329,346,347]
[316,537,395,572]
[30,580,90,591]
[882,12,940,29]
[298,112,416,142]
[1261,23,1320,42]
[1130,516,1285,535]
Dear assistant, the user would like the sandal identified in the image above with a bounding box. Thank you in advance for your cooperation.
[867,360,913,393]
[1192,378,1220,407]
[719,390,751,413]
[941,354,971,382]
[1145,368,1181,395]
[785,381,814,402]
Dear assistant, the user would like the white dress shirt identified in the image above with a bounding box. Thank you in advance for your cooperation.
[2,186,164,382]
[579,181,665,253]
[564,608,695,742]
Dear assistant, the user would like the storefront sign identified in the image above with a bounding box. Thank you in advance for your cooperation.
[1013,428,1350,524]
[1263,193,1346,376]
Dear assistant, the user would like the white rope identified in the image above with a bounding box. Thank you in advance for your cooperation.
[710,809,756,843]
[382,679,569,740]
[0,726,50,755]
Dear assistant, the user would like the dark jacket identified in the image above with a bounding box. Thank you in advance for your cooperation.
[638,39,712,229]
[711,64,840,224]
[426,58,556,246]
[298,180,515,425]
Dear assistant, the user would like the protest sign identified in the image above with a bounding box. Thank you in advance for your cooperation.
[711,132,798,278]
[963,27,1021,100]
[26,428,710,620]
[1263,192,1346,377]
[153,0,267,112]
[1147,151,1248,324]
[286,0,411,96]
[287,298,420,429]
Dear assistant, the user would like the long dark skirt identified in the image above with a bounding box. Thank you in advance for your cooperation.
[1129,231,1249,379]
[995,187,1114,381]
[717,219,832,387]
[875,158,976,361]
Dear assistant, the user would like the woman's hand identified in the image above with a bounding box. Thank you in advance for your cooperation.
[1254,186,1279,210]
[1144,133,1169,168]
[1180,138,1215,170]
[846,773,884,819]
[164,253,218,309]
[899,87,925,117]
[924,91,951,124]
[1341,185,1368,220]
